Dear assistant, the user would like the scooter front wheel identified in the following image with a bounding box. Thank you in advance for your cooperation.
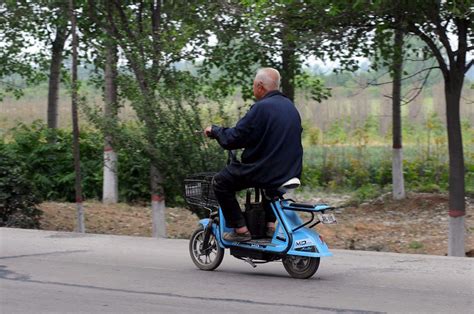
[282,254,320,279]
[189,226,224,271]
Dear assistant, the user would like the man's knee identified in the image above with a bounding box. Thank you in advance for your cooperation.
[212,170,235,194]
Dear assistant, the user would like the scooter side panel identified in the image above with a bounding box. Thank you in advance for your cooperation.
[287,228,333,257]
[211,202,333,258]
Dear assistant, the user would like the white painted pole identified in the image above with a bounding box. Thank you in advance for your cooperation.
[103,148,118,204]
[152,195,167,238]
[448,215,465,256]
[392,148,406,200]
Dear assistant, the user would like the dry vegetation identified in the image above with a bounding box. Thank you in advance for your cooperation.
[2,81,473,132]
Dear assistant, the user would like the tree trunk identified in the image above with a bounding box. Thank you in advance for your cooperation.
[69,0,84,233]
[102,42,119,204]
[281,20,297,101]
[391,27,405,200]
[121,51,168,238]
[281,49,296,101]
[150,164,166,238]
[445,72,465,257]
[101,1,168,238]
[47,24,68,129]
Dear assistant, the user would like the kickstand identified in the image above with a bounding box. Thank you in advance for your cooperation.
[242,257,257,268]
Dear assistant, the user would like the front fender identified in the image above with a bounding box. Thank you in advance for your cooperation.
[198,218,212,228]
[198,218,224,249]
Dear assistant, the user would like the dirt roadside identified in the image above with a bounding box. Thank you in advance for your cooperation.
[38,192,474,257]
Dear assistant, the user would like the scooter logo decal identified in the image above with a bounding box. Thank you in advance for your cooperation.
[295,238,313,248]
[296,240,306,246]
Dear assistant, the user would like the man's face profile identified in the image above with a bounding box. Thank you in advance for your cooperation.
[253,80,264,100]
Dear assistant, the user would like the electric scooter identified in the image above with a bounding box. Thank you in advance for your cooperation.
[185,159,337,279]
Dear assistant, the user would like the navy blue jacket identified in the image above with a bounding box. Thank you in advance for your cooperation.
[211,90,303,189]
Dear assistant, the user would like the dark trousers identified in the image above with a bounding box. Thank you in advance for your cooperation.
[213,169,276,229]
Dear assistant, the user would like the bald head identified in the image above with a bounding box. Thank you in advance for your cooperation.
[253,68,280,100]
[255,68,280,90]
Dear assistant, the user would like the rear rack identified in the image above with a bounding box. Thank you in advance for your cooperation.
[282,201,335,212]
[280,201,336,231]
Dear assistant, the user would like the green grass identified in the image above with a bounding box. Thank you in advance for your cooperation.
[409,241,424,250]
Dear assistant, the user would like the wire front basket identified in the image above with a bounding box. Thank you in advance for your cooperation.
[184,172,219,210]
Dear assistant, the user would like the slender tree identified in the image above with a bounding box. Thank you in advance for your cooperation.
[75,0,121,204]
[87,0,217,237]
[102,40,119,204]
[391,25,406,200]
[403,1,472,256]
[304,0,472,256]
[69,0,84,232]
[46,1,70,129]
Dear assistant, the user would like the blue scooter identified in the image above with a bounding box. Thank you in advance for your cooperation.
[185,169,337,279]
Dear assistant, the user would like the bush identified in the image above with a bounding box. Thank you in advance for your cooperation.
[354,184,382,203]
[301,142,472,199]
[0,144,42,228]
[300,164,321,188]
[1,121,226,206]
[1,114,471,206]
[4,121,103,201]
[466,163,474,197]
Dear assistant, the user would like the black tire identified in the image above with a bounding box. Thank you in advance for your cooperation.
[189,226,224,271]
[282,251,320,279]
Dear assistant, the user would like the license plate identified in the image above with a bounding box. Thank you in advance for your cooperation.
[317,213,337,224]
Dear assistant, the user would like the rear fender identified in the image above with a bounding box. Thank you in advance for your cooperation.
[287,228,333,257]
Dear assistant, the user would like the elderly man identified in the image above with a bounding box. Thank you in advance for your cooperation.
[204,68,303,242]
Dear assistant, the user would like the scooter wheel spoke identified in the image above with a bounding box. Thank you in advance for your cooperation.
[189,227,224,271]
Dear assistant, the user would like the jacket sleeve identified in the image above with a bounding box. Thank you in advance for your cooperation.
[211,104,261,150]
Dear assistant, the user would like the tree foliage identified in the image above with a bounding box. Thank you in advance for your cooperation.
[0,0,71,100]
[84,0,222,200]
[200,0,331,102]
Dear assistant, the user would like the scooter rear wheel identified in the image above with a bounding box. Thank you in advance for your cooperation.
[189,226,224,271]
[282,254,320,279]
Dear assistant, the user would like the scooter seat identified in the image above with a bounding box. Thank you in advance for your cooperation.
[279,178,301,190]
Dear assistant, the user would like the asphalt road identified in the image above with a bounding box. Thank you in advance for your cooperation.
[1,228,473,314]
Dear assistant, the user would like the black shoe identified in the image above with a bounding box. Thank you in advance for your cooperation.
[223,231,251,242]
[266,226,276,238]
